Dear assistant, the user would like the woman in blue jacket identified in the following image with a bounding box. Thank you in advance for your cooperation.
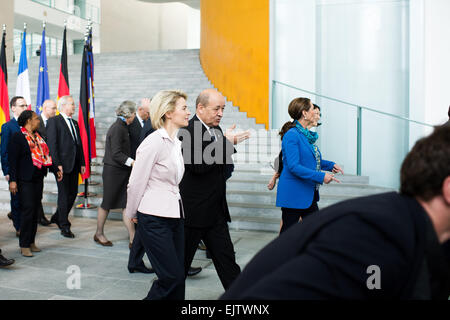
[276,97,343,233]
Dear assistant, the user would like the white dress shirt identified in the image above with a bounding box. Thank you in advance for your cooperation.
[60,112,77,141]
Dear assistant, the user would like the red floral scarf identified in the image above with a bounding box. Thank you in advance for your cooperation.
[20,127,53,168]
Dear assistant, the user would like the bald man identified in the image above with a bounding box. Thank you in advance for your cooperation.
[36,99,57,226]
[37,99,57,141]
[178,89,250,289]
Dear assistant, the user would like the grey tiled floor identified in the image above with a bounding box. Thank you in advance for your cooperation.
[0,211,277,300]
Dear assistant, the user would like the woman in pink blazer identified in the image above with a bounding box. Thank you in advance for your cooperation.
[125,90,191,300]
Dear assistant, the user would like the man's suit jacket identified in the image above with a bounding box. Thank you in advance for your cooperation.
[222,192,450,300]
[104,118,132,168]
[8,131,57,182]
[139,118,154,146]
[46,115,85,174]
[128,116,143,159]
[37,115,48,141]
[178,115,235,228]
[1,118,21,177]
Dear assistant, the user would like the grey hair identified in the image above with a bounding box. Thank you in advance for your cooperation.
[116,100,136,118]
[57,95,74,111]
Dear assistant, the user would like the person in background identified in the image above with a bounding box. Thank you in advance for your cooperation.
[126,90,191,300]
[276,98,343,234]
[36,99,58,226]
[9,110,62,257]
[1,96,28,237]
[95,101,141,253]
[129,98,151,159]
[46,95,86,238]
[222,125,450,300]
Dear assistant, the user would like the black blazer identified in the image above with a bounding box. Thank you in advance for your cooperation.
[8,131,57,182]
[221,192,450,300]
[139,118,154,145]
[46,114,85,174]
[128,116,142,159]
[37,115,47,141]
[104,118,132,168]
[179,115,236,228]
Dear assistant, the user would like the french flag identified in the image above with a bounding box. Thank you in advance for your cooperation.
[16,28,31,110]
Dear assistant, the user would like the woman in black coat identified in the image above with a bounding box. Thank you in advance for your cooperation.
[9,110,62,257]
[94,101,138,248]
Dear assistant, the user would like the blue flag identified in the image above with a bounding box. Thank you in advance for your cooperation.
[36,27,49,115]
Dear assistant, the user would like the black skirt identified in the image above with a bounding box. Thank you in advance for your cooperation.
[100,164,131,210]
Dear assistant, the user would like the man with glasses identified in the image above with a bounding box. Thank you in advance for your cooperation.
[1,96,28,236]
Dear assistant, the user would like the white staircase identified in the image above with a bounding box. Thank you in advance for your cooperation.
[1,49,392,232]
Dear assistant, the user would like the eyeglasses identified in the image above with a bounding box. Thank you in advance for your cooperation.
[16,104,28,108]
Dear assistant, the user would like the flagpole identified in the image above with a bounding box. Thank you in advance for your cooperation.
[77,28,96,209]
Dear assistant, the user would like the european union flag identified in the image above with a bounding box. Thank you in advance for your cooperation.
[36,27,49,115]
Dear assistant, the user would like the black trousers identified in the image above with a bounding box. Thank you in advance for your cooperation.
[52,170,79,230]
[184,219,241,290]
[135,212,185,300]
[10,191,21,231]
[280,191,319,234]
[18,169,44,248]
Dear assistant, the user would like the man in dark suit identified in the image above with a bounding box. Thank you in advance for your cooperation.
[1,96,28,235]
[222,125,450,300]
[36,99,58,226]
[128,98,150,159]
[138,117,154,145]
[46,95,86,238]
[179,89,250,289]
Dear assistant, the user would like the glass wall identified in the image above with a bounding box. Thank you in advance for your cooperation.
[271,0,416,188]
[31,0,101,23]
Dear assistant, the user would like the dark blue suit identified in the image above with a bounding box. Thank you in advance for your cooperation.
[1,118,21,231]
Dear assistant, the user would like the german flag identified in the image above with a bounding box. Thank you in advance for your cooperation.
[0,28,10,132]
[57,26,70,101]
[78,42,91,181]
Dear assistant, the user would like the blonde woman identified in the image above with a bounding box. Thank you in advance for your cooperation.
[125,90,191,300]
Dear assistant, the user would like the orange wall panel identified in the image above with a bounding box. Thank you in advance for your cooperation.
[200,0,269,128]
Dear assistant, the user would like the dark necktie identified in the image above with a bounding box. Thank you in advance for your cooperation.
[209,128,216,142]
[68,118,77,142]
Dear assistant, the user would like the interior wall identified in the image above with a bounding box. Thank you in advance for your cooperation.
[200,0,269,128]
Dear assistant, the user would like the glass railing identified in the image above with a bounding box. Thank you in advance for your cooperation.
[271,80,435,189]
[31,0,101,24]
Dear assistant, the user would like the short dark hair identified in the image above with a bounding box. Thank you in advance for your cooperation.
[10,96,24,109]
[17,110,35,127]
[400,125,450,200]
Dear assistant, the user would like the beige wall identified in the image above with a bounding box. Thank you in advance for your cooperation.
[0,0,14,64]
[100,0,199,52]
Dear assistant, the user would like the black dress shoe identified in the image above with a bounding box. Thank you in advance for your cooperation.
[61,229,75,238]
[187,266,202,277]
[128,265,155,274]
[0,254,15,267]
[7,212,12,220]
[39,216,51,226]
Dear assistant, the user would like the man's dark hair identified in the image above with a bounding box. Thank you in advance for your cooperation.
[10,96,24,109]
[400,125,450,200]
[17,110,34,127]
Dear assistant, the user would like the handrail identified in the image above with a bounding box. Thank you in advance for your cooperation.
[273,80,434,128]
